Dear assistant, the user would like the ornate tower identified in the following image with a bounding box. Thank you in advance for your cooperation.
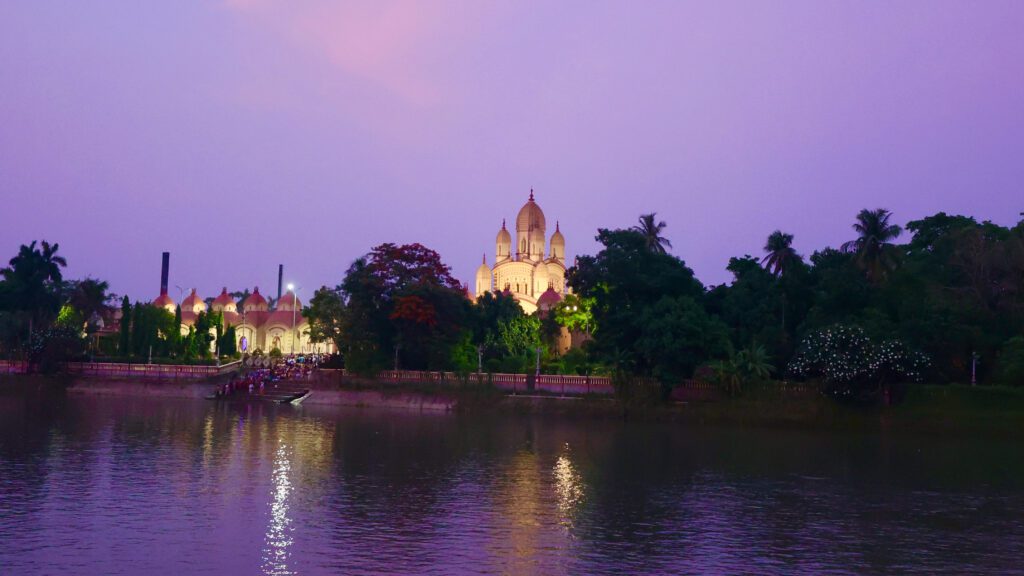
[495,219,511,263]
[515,189,546,262]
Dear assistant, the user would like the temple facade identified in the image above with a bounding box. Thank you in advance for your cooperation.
[475,190,567,314]
[154,287,331,354]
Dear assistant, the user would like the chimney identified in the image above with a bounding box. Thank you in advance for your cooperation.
[160,252,170,295]
[277,264,283,301]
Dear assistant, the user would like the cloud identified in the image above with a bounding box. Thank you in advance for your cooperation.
[222,0,458,107]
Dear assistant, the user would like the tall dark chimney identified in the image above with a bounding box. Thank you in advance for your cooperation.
[160,252,170,295]
[277,264,283,301]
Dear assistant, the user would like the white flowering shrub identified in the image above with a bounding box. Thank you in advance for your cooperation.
[789,324,928,400]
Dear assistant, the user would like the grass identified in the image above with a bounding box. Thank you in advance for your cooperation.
[892,384,1024,433]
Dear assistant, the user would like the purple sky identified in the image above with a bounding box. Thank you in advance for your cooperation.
[2,1,1023,302]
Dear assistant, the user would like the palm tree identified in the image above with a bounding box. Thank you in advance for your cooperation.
[68,278,113,321]
[761,231,800,277]
[734,344,774,381]
[1,240,67,335]
[841,209,903,282]
[713,344,774,396]
[631,213,673,254]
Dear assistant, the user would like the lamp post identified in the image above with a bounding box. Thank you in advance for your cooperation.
[288,283,297,356]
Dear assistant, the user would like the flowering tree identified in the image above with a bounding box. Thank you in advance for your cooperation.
[788,324,928,401]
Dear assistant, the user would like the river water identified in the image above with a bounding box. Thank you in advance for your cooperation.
[0,392,1022,575]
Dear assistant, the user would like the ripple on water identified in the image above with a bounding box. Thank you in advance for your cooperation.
[0,398,1022,575]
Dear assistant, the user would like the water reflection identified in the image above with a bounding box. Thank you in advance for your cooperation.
[554,444,585,530]
[0,394,1023,575]
[262,443,294,576]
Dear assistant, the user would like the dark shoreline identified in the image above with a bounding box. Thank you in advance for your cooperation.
[3,373,1023,435]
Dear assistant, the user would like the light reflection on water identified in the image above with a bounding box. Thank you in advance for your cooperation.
[0,393,1022,575]
[554,445,584,531]
[263,443,294,576]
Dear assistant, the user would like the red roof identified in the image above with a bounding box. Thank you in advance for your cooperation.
[212,287,235,308]
[243,287,269,311]
[537,287,562,309]
[153,292,175,309]
[182,288,205,310]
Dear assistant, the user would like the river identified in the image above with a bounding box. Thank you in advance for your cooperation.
[0,392,1021,575]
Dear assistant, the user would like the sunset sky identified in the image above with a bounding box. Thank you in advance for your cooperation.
[2,1,1022,301]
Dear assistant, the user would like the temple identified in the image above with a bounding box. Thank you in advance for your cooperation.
[153,286,330,354]
[475,190,567,314]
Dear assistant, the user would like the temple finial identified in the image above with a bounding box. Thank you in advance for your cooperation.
[529,188,534,201]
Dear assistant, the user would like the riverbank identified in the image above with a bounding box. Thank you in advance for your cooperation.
[3,373,1022,434]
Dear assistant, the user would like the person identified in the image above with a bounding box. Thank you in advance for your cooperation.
[248,382,254,394]
[259,381,265,395]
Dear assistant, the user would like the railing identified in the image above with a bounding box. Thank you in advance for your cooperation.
[334,369,618,395]
[327,370,820,398]
[67,360,242,379]
[0,360,28,374]
[0,360,242,380]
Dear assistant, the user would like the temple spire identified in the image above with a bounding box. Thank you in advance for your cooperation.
[529,188,534,202]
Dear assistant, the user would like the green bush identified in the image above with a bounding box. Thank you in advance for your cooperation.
[994,336,1024,386]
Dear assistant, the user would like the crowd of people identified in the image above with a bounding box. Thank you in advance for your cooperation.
[213,357,318,399]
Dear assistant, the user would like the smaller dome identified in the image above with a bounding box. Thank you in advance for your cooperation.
[212,288,236,312]
[182,289,206,313]
[243,287,269,312]
[476,254,490,276]
[496,220,511,244]
[533,260,549,279]
[153,292,176,312]
[277,291,302,312]
[537,286,562,311]
[550,221,564,245]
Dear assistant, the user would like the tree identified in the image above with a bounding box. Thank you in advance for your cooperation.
[841,209,903,282]
[67,278,114,321]
[303,287,346,353]
[994,336,1024,386]
[635,295,731,387]
[631,213,673,254]
[710,345,774,396]
[118,296,131,355]
[762,231,801,277]
[569,227,711,381]
[552,293,595,334]
[0,240,67,338]
[339,243,470,372]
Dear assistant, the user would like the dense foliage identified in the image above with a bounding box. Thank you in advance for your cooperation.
[4,206,1022,393]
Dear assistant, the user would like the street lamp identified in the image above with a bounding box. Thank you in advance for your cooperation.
[288,283,298,355]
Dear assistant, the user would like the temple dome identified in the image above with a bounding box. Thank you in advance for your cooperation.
[243,287,269,312]
[276,291,302,312]
[495,219,512,261]
[182,288,206,314]
[515,190,546,233]
[153,292,176,313]
[550,221,565,260]
[537,286,562,311]
[496,220,511,244]
[211,287,236,312]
